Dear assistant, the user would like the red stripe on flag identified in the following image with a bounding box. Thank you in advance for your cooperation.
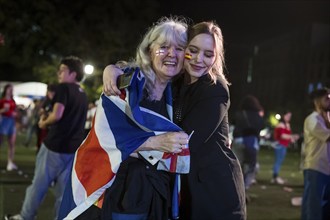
[162,148,190,172]
[75,125,115,196]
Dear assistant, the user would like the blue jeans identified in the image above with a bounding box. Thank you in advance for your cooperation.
[272,144,287,177]
[301,169,330,220]
[20,143,75,220]
[242,136,259,189]
[0,116,16,136]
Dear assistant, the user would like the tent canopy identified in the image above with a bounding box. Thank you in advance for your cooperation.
[13,82,47,99]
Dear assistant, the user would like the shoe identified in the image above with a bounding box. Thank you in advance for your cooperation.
[271,177,285,185]
[6,162,18,171]
[4,214,23,220]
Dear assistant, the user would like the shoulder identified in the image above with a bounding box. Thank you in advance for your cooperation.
[198,75,229,97]
[56,83,68,90]
[304,112,318,122]
[275,122,286,129]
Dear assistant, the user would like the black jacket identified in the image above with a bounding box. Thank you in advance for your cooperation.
[173,74,246,220]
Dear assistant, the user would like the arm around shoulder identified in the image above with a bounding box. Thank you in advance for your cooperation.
[103,64,124,96]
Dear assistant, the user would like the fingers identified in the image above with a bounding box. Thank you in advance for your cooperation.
[102,65,123,96]
[172,143,185,154]
[110,81,121,95]
[103,83,120,96]
[167,132,189,153]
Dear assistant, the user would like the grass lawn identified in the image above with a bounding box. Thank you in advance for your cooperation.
[0,133,304,219]
[246,146,303,220]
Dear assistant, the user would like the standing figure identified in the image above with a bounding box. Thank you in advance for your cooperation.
[172,21,246,220]
[37,83,57,152]
[271,110,299,184]
[232,95,265,189]
[5,56,88,220]
[0,84,18,171]
[301,88,330,220]
[84,101,97,138]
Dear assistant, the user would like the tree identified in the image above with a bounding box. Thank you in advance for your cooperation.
[0,0,160,83]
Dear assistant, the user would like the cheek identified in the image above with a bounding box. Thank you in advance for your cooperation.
[151,56,161,68]
[177,54,185,68]
[205,57,216,67]
[184,60,190,69]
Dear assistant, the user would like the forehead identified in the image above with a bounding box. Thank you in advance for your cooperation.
[153,39,181,48]
[59,64,69,70]
[188,33,215,50]
[153,32,186,47]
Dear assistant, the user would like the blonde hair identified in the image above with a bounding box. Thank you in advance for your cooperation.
[187,21,229,85]
[135,16,188,98]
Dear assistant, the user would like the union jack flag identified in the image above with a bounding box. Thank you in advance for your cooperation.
[59,68,190,219]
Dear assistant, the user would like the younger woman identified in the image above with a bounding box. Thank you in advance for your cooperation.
[272,110,299,184]
[0,84,18,171]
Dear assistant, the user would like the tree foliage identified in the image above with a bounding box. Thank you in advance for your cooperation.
[0,0,160,84]
[0,0,160,100]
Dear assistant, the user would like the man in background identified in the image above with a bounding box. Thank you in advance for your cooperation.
[302,87,330,220]
[6,56,88,220]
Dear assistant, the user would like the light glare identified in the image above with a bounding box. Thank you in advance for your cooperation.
[84,64,94,75]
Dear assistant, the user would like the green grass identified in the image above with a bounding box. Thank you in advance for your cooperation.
[0,133,304,219]
[246,147,303,220]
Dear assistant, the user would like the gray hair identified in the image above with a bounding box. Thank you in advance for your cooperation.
[134,16,188,98]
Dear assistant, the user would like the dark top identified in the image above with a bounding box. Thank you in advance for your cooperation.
[233,110,265,138]
[140,90,169,119]
[172,74,246,220]
[44,83,88,154]
[173,74,230,151]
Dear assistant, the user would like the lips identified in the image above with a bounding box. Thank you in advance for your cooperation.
[189,63,205,71]
[163,61,177,66]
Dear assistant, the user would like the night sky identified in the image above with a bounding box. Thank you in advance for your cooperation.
[161,0,330,45]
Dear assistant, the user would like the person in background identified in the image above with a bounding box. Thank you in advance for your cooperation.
[24,99,42,148]
[0,84,18,171]
[103,20,246,220]
[5,56,88,220]
[37,83,57,152]
[271,110,299,184]
[301,87,330,220]
[232,95,265,190]
[84,101,97,137]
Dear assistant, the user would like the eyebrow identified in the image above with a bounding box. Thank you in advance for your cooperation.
[189,45,214,54]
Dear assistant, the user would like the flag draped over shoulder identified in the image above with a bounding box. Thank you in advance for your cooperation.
[59,68,190,220]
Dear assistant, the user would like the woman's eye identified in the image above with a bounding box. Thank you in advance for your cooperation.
[205,53,214,58]
[189,48,198,54]
[176,47,184,51]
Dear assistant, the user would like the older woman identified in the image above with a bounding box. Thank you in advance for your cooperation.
[58,17,190,220]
